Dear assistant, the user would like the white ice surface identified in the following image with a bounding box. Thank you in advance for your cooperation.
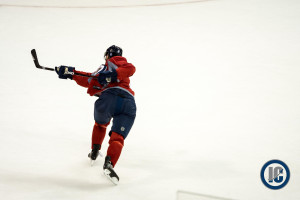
[0,0,300,199]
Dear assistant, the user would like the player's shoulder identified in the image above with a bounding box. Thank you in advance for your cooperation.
[109,56,127,65]
[108,56,135,69]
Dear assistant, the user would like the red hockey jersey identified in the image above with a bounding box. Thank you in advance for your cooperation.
[73,56,135,96]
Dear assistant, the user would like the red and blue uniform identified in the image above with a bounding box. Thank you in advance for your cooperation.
[73,56,135,96]
[73,56,136,167]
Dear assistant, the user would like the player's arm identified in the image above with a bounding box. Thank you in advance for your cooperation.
[55,66,93,88]
[73,70,93,88]
[97,63,135,86]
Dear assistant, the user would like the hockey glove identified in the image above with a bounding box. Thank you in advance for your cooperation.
[55,66,75,80]
[97,70,118,86]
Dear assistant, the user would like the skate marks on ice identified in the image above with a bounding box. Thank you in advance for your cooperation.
[177,190,237,200]
[0,0,214,9]
[0,170,112,192]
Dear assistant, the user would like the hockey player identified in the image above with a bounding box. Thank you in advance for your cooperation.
[55,45,136,184]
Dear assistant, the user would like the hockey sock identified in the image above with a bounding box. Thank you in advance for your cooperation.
[91,121,110,149]
[107,132,124,167]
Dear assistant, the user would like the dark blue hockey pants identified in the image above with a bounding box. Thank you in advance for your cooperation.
[94,88,136,139]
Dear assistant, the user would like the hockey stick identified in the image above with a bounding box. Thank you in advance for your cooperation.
[31,49,54,71]
[31,49,93,78]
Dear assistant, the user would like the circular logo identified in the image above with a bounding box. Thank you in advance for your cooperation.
[260,159,290,190]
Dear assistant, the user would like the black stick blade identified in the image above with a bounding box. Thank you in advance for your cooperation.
[31,49,41,68]
[31,49,54,71]
[31,49,37,59]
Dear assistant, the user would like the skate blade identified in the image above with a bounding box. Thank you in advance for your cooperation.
[104,169,119,185]
[90,159,95,166]
[88,150,104,166]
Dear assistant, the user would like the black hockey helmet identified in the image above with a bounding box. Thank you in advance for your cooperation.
[104,45,123,59]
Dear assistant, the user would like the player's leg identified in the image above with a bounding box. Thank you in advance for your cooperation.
[106,96,136,167]
[90,92,115,161]
[91,121,110,149]
[106,131,124,167]
[103,91,136,183]
[89,121,110,160]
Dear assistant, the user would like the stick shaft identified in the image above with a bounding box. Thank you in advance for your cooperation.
[31,49,95,78]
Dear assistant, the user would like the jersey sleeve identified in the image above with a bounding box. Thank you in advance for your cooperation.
[72,70,92,88]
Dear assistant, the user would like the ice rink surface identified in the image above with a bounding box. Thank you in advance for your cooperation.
[0,0,299,199]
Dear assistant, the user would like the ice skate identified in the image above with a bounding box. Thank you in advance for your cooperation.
[103,156,119,185]
[88,144,102,166]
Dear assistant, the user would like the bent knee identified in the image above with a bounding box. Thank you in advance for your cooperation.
[95,121,110,128]
[109,132,124,146]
